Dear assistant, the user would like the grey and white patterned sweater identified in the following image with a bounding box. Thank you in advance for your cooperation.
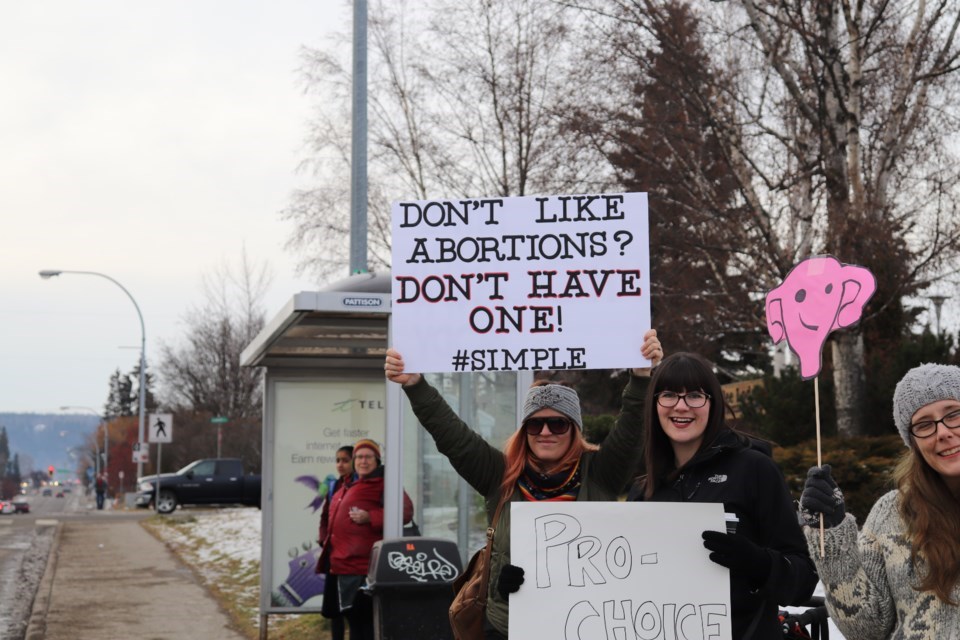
[804,490,960,639]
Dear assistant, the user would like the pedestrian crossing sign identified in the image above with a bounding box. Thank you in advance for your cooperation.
[148,413,173,443]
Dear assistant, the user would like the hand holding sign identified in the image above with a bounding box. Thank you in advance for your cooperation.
[765,255,875,555]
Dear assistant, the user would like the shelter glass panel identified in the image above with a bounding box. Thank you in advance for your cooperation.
[403,371,519,557]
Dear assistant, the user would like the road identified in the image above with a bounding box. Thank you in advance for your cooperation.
[0,488,142,640]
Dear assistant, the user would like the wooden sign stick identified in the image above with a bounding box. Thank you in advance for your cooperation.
[815,375,825,558]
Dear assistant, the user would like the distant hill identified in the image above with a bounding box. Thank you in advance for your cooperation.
[0,413,99,474]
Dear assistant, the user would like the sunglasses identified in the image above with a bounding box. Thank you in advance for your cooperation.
[523,416,573,436]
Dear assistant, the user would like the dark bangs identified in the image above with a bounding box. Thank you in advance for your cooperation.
[654,354,716,395]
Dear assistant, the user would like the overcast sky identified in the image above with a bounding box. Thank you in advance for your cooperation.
[1,1,349,414]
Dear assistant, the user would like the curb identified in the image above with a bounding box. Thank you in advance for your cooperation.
[24,521,63,640]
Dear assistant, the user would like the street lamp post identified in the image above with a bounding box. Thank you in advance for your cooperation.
[929,294,950,336]
[40,269,147,481]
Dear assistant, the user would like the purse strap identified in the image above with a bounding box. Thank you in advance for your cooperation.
[477,494,509,605]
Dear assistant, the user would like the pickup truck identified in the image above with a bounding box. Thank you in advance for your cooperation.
[136,458,261,514]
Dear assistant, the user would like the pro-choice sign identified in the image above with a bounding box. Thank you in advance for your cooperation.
[510,502,732,640]
[391,192,651,373]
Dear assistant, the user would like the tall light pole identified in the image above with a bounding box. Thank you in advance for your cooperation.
[929,294,950,336]
[349,0,368,275]
[61,406,107,481]
[40,269,147,480]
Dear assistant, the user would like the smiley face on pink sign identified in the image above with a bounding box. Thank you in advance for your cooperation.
[766,256,876,380]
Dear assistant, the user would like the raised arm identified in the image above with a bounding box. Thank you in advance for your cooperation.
[592,329,662,492]
[385,348,506,497]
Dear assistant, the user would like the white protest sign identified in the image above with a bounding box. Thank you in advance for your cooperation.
[391,192,650,373]
[510,501,731,640]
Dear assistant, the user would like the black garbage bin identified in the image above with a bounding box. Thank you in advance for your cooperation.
[366,536,463,640]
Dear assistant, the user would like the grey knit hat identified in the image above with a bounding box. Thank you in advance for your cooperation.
[893,363,960,447]
[522,384,582,430]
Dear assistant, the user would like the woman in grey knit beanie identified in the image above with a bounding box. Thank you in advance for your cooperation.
[385,329,663,639]
[799,362,960,638]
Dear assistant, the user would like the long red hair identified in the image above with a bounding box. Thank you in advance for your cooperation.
[498,381,597,499]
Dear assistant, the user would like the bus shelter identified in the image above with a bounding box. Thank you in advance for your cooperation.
[241,272,531,621]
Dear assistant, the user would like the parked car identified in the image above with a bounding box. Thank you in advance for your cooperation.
[136,458,262,515]
[0,501,13,515]
[12,495,30,514]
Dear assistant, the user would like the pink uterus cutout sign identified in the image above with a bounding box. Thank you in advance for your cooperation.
[766,256,877,380]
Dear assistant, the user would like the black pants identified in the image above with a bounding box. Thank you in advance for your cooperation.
[344,591,374,640]
[322,574,346,640]
[325,575,374,640]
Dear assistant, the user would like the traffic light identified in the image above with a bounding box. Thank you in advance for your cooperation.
[48,465,55,478]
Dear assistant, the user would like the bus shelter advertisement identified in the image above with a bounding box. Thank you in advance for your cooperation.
[510,502,732,640]
[266,379,386,611]
[391,192,651,373]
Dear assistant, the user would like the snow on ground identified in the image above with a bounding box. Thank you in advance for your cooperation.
[174,507,261,566]
[146,507,262,628]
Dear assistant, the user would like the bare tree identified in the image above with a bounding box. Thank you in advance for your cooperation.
[572,0,960,434]
[157,251,270,420]
[282,0,601,282]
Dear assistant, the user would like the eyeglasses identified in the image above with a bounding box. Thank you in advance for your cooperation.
[353,453,377,461]
[909,409,960,439]
[655,391,711,409]
[523,416,573,436]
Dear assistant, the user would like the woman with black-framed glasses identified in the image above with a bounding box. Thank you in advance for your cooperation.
[629,352,818,639]
[800,363,960,637]
[385,329,662,639]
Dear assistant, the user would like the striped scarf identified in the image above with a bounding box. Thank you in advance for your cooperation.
[517,459,582,502]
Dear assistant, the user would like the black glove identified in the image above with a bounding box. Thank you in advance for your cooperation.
[496,563,525,599]
[701,530,772,588]
[799,464,845,529]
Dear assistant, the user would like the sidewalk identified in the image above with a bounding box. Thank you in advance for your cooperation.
[26,513,246,640]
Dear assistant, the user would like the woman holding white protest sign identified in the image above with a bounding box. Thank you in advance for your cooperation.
[384,329,662,639]
[799,363,960,637]
[629,352,818,639]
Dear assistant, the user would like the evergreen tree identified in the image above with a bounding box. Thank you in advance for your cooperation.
[583,1,762,369]
[129,360,158,412]
[103,368,135,418]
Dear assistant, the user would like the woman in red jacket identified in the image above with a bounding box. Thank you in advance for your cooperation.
[317,439,413,640]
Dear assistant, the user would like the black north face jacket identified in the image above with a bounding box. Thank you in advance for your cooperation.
[629,429,818,640]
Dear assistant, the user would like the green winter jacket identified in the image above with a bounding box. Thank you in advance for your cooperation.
[402,374,647,636]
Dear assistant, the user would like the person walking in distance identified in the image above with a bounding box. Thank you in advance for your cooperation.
[95,472,107,510]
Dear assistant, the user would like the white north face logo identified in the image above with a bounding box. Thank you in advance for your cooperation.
[707,474,728,484]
